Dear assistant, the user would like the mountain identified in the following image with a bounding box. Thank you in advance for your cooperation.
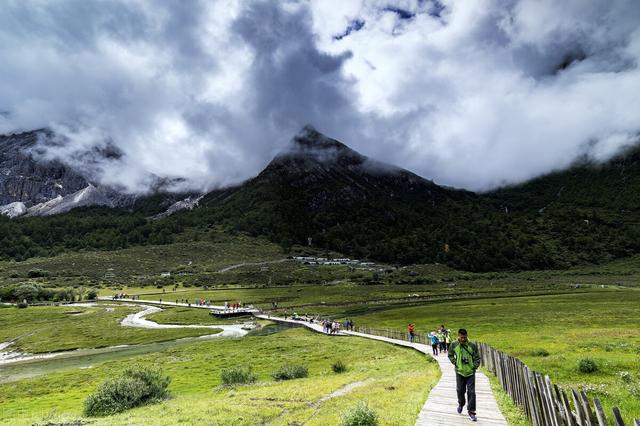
[196,126,519,269]
[192,127,640,270]
[0,130,199,218]
[0,130,90,207]
[1,125,640,271]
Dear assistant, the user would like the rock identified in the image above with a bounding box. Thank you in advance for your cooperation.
[0,201,27,218]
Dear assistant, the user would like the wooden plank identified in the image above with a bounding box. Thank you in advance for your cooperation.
[545,375,561,426]
[579,390,594,426]
[561,389,577,426]
[593,398,608,426]
[573,389,587,426]
[612,407,625,426]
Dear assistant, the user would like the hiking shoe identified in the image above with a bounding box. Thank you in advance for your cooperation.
[469,413,477,422]
[457,405,463,414]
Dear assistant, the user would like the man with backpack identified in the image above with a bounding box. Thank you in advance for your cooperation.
[408,323,416,343]
[448,328,481,422]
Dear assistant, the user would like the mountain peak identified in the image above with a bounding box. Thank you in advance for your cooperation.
[274,126,364,168]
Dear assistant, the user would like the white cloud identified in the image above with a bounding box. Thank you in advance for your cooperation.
[0,0,639,193]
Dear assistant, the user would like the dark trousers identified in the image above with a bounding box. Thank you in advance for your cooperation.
[432,344,438,355]
[456,373,476,414]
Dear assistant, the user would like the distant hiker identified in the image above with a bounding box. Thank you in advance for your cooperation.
[448,328,481,422]
[437,329,446,353]
[408,323,415,343]
[445,329,452,352]
[430,332,439,355]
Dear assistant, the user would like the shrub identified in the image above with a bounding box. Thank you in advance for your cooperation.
[271,364,308,381]
[531,348,550,357]
[14,283,39,302]
[577,358,598,374]
[27,269,49,278]
[16,302,28,309]
[220,366,257,385]
[86,289,98,301]
[84,366,171,416]
[341,401,379,426]
[332,360,347,373]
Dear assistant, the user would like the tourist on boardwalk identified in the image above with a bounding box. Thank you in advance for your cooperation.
[438,326,447,353]
[448,328,480,422]
[445,330,452,352]
[408,323,416,343]
[430,332,439,355]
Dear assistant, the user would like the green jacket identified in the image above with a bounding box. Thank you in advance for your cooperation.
[448,341,480,377]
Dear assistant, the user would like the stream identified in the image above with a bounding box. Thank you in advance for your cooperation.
[0,304,295,383]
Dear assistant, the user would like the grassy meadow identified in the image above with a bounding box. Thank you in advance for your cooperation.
[2,233,640,424]
[0,304,219,354]
[0,328,438,425]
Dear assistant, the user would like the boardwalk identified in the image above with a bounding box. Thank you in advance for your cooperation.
[97,297,259,315]
[255,314,507,426]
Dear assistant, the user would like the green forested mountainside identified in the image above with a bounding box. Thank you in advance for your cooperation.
[0,207,184,261]
[488,145,640,213]
[1,131,640,272]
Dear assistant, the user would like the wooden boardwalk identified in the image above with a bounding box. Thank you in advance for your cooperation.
[254,315,507,426]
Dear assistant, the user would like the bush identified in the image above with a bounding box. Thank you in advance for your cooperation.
[577,358,598,374]
[271,364,308,381]
[86,289,98,301]
[220,366,257,385]
[332,360,347,373]
[16,302,28,309]
[27,269,49,278]
[84,366,171,416]
[341,401,379,426]
[531,348,550,357]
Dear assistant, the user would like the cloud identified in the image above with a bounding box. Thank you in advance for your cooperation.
[1,0,639,193]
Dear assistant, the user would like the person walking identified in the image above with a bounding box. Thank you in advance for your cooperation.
[437,328,446,353]
[408,323,416,343]
[430,332,439,355]
[445,329,452,352]
[448,328,481,422]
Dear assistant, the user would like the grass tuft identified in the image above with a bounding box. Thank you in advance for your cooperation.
[577,358,598,374]
[341,401,379,426]
[220,366,257,385]
[332,360,347,373]
[271,364,308,381]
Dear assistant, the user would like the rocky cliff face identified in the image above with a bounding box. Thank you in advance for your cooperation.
[0,130,90,207]
[0,129,202,218]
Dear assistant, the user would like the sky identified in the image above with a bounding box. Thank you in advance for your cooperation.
[1,0,640,193]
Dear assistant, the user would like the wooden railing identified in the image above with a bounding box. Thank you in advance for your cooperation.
[478,343,638,426]
[349,325,638,426]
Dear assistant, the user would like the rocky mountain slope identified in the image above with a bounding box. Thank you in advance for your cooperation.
[0,130,89,210]
[0,130,198,218]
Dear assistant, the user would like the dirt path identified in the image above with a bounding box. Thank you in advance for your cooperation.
[217,258,289,273]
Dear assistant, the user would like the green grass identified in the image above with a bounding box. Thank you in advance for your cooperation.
[0,304,220,353]
[349,289,640,421]
[0,328,439,425]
